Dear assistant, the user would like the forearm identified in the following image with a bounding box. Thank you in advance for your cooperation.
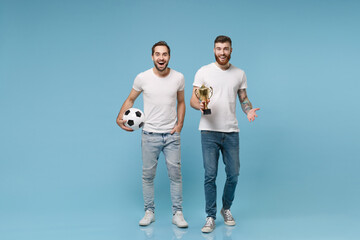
[190,92,201,110]
[241,98,253,115]
[116,98,134,125]
[176,101,186,128]
[238,89,253,115]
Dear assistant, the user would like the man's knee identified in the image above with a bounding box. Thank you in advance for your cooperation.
[226,174,239,184]
[204,172,217,185]
[142,168,156,182]
[168,165,182,183]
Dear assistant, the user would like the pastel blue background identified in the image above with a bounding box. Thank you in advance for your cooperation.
[1,0,359,239]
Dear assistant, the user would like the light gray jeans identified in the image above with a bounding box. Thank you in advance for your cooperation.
[141,130,183,214]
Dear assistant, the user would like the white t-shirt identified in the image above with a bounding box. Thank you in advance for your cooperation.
[193,63,247,132]
[133,68,185,133]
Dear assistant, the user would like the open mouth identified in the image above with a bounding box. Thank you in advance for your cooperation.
[158,61,166,67]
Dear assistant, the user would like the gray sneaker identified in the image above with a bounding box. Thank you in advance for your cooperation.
[201,217,216,233]
[220,208,236,226]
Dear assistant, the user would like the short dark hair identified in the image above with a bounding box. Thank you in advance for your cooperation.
[152,41,170,56]
[214,35,232,47]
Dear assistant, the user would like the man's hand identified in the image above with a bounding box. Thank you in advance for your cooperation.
[170,124,183,134]
[117,119,134,132]
[190,86,210,113]
[116,88,142,132]
[247,108,260,122]
[199,99,210,113]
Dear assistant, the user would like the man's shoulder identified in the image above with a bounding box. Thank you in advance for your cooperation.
[197,63,215,71]
[229,64,245,74]
[169,68,184,78]
[136,68,153,78]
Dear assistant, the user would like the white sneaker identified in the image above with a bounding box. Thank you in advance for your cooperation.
[220,208,236,226]
[172,211,188,228]
[139,210,155,226]
[201,217,215,233]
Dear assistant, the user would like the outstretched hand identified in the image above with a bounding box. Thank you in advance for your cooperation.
[247,108,260,122]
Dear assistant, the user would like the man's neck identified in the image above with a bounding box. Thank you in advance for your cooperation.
[153,67,170,77]
[215,62,231,71]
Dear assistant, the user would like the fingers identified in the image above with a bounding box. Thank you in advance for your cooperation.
[122,125,134,132]
[247,113,258,122]
[171,127,181,134]
[120,120,134,132]
[247,108,260,123]
[200,101,209,109]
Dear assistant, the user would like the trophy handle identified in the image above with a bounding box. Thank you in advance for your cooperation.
[195,88,200,99]
[208,87,213,99]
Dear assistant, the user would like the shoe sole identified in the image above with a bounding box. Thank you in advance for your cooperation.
[201,227,215,233]
[224,221,236,226]
[172,220,188,228]
[139,219,155,226]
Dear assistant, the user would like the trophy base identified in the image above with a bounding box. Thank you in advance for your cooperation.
[203,109,211,115]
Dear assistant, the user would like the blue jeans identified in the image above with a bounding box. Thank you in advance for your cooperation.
[141,131,183,214]
[201,131,240,219]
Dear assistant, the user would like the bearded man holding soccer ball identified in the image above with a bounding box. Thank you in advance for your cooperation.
[116,41,188,228]
[190,35,260,233]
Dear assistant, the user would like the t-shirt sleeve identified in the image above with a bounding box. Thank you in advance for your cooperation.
[178,73,185,91]
[132,74,143,91]
[193,68,203,87]
[239,71,248,89]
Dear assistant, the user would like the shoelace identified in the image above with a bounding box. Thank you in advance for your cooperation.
[144,212,153,220]
[175,212,183,217]
[205,217,214,226]
[224,210,233,220]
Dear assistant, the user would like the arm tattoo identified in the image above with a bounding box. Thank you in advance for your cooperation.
[238,89,253,114]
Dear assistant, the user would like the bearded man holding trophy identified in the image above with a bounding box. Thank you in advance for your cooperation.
[190,35,260,233]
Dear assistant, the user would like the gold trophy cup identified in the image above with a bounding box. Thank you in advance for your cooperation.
[195,84,213,115]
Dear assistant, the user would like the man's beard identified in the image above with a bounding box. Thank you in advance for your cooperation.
[215,54,231,65]
[154,62,168,72]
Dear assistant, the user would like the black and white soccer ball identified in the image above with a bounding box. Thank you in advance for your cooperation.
[123,108,145,131]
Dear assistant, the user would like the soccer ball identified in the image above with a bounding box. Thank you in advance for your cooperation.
[123,108,145,131]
